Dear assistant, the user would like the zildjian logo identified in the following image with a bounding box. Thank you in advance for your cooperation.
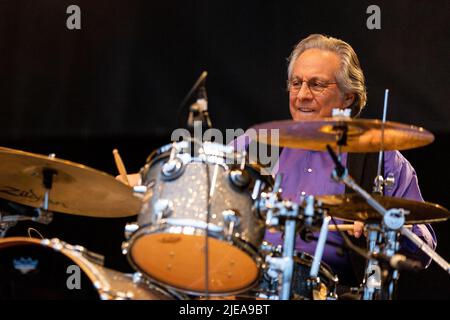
[0,186,68,208]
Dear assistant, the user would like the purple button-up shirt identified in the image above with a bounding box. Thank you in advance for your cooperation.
[233,134,437,280]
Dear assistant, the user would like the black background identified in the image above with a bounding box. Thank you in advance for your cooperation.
[0,0,449,299]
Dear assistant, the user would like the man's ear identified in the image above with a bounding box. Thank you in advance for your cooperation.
[343,93,355,108]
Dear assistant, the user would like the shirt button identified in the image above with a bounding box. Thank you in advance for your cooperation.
[307,168,313,173]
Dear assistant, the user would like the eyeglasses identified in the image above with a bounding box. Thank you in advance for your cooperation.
[287,78,337,94]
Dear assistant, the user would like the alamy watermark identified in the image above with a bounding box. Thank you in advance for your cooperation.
[171,121,280,176]
[366,5,381,30]
[66,5,81,30]
[66,265,81,289]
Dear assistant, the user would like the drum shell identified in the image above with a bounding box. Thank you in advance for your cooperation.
[138,158,267,249]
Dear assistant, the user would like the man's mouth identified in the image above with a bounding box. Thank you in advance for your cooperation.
[297,107,315,113]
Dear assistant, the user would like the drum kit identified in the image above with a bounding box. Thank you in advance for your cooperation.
[0,89,449,300]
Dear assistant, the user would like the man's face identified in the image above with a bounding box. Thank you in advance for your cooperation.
[289,48,354,121]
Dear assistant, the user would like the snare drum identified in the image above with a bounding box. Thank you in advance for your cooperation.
[123,141,273,295]
[0,237,179,300]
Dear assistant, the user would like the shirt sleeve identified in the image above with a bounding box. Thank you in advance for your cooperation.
[385,151,437,268]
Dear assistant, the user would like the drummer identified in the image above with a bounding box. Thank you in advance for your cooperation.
[232,34,436,287]
[119,33,437,290]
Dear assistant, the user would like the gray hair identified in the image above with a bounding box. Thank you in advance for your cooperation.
[287,34,367,117]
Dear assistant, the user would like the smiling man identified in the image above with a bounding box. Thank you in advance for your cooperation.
[287,37,365,120]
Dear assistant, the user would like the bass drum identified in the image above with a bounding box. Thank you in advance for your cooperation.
[0,237,181,300]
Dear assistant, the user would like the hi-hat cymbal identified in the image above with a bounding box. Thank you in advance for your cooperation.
[0,147,141,218]
[316,194,450,224]
[251,118,434,152]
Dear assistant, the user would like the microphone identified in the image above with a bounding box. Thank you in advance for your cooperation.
[186,71,212,131]
[372,252,423,272]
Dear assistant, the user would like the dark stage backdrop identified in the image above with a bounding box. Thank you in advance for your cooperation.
[0,0,449,299]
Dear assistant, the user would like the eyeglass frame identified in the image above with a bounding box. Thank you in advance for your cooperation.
[287,77,338,94]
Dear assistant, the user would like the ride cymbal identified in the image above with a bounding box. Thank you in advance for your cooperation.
[251,118,434,152]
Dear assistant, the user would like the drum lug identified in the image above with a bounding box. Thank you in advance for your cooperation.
[133,185,147,195]
[121,241,130,255]
[153,199,173,221]
[124,222,139,239]
[229,169,250,189]
[99,289,135,300]
[161,158,184,180]
[222,209,240,238]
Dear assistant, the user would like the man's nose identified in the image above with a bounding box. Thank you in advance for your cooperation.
[297,81,313,99]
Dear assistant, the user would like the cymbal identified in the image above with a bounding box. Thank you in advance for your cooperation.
[316,194,450,224]
[250,118,434,152]
[0,147,141,218]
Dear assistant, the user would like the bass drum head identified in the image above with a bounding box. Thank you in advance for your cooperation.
[0,237,177,300]
[0,238,99,299]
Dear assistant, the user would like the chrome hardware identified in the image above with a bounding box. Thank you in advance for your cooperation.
[124,222,139,239]
[229,169,250,188]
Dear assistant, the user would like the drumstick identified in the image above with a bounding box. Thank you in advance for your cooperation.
[328,224,413,231]
[113,149,130,186]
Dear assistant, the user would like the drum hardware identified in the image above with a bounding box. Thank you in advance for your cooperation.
[229,169,250,189]
[0,207,53,238]
[325,145,450,300]
[259,177,333,300]
[0,155,58,237]
[373,89,394,195]
[307,214,332,300]
[161,143,185,180]
[59,241,106,267]
[222,209,241,240]
[368,88,399,298]
[361,222,383,300]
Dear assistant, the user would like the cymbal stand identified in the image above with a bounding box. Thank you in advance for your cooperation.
[0,157,57,237]
[373,89,389,195]
[0,211,18,237]
[331,108,351,161]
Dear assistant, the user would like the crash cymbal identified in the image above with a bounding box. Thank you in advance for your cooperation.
[251,118,434,152]
[0,147,141,218]
[316,194,450,224]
